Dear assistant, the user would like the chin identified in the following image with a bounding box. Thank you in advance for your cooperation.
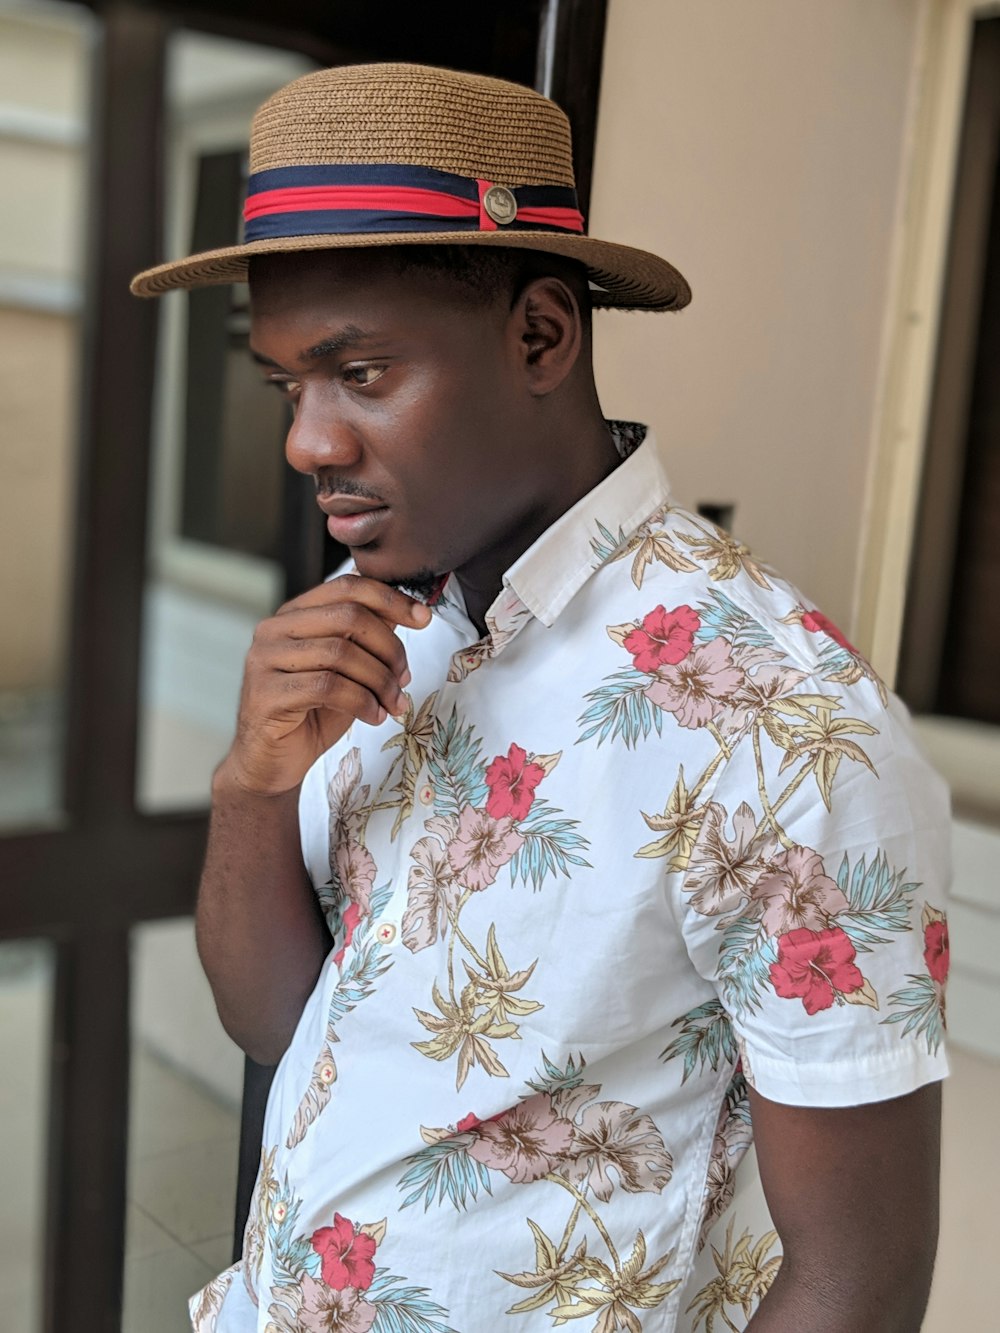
[353,549,443,600]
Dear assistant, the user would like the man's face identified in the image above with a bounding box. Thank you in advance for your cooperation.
[249,249,545,589]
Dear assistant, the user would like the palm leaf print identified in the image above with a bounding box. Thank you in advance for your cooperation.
[507,798,591,890]
[718,918,778,1016]
[366,1268,457,1333]
[836,851,917,953]
[397,1136,493,1212]
[694,589,777,650]
[660,1000,737,1082]
[883,974,946,1054]
[427,708,489,817]
[577,668,665,748]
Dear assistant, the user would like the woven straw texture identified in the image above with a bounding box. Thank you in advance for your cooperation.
[130,62,691,312]
[251,63,575,185]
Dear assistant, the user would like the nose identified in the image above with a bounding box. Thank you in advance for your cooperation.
[283,385,363,477]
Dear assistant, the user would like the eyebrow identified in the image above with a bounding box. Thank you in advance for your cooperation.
[249,323,378,370]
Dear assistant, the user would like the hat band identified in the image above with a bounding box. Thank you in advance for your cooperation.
[242,163,585,242]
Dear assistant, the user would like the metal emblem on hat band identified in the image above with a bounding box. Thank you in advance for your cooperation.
[482,184,517,226]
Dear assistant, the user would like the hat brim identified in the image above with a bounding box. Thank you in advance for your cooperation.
[129,228,691,311]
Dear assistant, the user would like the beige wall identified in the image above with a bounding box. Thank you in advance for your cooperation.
[590,0,923,634]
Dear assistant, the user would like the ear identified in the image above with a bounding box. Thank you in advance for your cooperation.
[511,276,584,396]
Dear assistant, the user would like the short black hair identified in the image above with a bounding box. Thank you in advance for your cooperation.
[387,244,592,324]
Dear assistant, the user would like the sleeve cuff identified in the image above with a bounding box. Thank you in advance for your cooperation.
[740,1037,950,1107]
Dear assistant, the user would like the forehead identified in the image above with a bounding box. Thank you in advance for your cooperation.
[249,248,471,317]
[247,249,502,366]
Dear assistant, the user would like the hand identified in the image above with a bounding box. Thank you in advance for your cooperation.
[219,574,431,795]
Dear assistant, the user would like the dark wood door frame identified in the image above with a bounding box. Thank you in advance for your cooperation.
[0,3,607,1328]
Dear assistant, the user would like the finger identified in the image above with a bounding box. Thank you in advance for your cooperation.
[256,605,411,683]
[275,573,433,629]
[277,669,389,728]
[263,638,408,716]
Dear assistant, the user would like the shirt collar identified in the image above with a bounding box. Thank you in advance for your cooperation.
[498,420,670,629]
[431,420,671,653]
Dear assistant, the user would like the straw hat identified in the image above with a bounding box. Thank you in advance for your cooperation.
[130,62,690,312]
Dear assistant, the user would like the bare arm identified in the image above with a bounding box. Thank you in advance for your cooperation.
[747,1081,942,1331]
[195,574,431,1064]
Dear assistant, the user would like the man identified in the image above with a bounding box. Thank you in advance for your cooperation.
[132,63,950,1333]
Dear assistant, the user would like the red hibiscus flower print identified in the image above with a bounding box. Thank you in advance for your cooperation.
[801,608,858,657]
[924,919,950,985]
[769,926,865,1015]
[485,743,546,821]
[623,603,700,673]
[333,901,362,969]
[310,1213,376,1291]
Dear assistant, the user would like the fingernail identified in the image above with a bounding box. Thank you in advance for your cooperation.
[375,706,387,724]
[400,668,412,688]
[413,604,432,626]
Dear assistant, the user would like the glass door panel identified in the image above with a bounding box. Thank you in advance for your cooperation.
[0,1,95,828]
[136,31,316,812]
[0,940,55,1332]
[123,918,242,1331]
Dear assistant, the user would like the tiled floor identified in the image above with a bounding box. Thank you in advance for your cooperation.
[0,943,995,1330]
[123,1047,240,1333]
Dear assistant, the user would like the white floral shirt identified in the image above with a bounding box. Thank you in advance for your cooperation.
[193,423,950,1333]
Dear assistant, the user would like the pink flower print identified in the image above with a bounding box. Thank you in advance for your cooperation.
[716,662,809,737]
[924,919,950,985]
[769,926,865,1014]
[298,1276,376,1333]
[332,901,362,968]
[644,637,745,729]
[446,805,525,891]
[686,801,779,916]
[467,1093,574,1183]
[485,743,546,821]
[623,604,700,673]
[801,608,858,656]
[334,840,376,916]
[749,846,849,936]
[455,1112,483,1133]
[564,1100,673,1202]
[310,1213,376,1291]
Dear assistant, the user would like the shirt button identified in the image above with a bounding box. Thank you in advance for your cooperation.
[377,923,397,945]
[418,783,434,806]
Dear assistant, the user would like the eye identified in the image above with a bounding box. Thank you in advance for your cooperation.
[343,364,387,387]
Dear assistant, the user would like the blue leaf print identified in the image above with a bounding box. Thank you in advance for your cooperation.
[718,917,778,1016]
[837,852,917,953]
[367,1268,457,1333]
[590,518,629,565]
[428,708,489,817]
[694,590,775,650]
[576,668,665,748]
[507,798,591,891]
[397,1137,493,1212]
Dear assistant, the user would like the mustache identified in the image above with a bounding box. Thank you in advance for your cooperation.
[315,476,385,503]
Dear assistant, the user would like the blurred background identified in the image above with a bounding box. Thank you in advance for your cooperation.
[1,1,997,1329]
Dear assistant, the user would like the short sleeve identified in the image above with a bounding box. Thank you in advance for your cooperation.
[673,674,951,1107]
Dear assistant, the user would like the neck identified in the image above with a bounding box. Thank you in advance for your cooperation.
[454,414,619,635]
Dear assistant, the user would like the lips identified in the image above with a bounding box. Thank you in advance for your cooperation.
[318,496,389,547]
